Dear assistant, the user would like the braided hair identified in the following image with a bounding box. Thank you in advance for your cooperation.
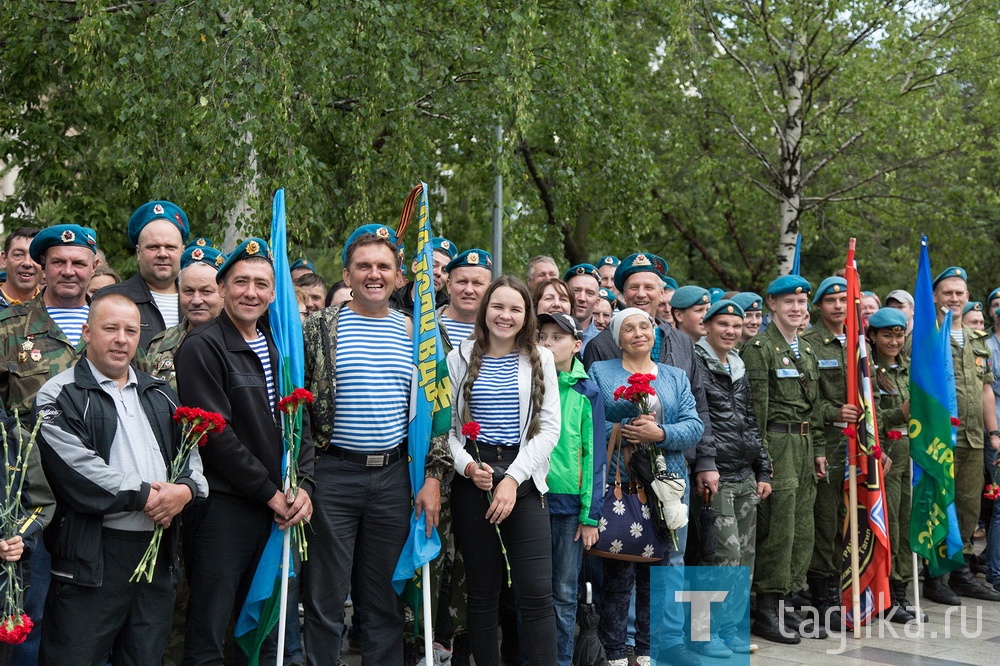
[460,275,545,440]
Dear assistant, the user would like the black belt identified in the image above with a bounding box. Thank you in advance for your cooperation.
[766,422,810,435]
[323,442,406,467]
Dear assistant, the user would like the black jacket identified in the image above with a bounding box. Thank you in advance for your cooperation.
[175,310,315,506]
[35,360,205,587]
[583,320,716,473]
[96,274,177,350]
[694,342,772,484]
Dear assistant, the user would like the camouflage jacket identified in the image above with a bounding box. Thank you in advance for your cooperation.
[146,320,190,391]
[0,292,85,418]
[302,303,452,482]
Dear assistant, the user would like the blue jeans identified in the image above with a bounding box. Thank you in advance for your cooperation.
[986,447,1000,585]
[550,515,583,666]
[12,539,50,666]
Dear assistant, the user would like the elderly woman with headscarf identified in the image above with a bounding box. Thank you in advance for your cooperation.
[587,308,704,666]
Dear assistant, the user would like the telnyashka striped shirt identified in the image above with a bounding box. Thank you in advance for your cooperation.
[950,328,965,348]
[331,308,412,452]
[441,315,476,345]
[470,352,521,446]
[47,306,89,346]
[247,331,276,411]
[789,336,801,359]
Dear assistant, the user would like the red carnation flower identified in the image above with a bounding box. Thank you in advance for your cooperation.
[951,417,961,427]
[842,426,857,438]
[886,430,903,441]
[872,444,883,460]
[0,614,33,645]
[278,388,316,414]
[462,421,481,441]
[613,386,627,401]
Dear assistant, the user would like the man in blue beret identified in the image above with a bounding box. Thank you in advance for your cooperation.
[658,276,678,326]
[0,223,98,662]
[564,263,602,347]
[290,257,316,281]
[584,251,717,666]
[390,237,456,316]
[301,226,451,664]
[741,274,826,644]
[962,301,985,331]
[670,285,711,344]
[593,287,616,332]
[923,266,1000,604]
[441,249,493,345]
[800,276,858,630]
[732,292,763,349]
[987,287,1000,318]
[176,238,316,663]
[98,200,190,350]
[0,227,42,311]
[595,255,620,296]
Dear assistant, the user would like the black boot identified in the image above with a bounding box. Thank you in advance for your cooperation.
[894,580,928,623]
[923,575,961,605]
[949,567,1000,601]
[820,577,845,633]
[969,554,987,576]
[788,588,812,609]
[781,596,806,633]
[751,593,800,644]
[882,581,916,624]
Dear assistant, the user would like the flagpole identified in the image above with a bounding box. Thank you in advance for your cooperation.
[422,565,433,665]
[276,449,292,666]
[848,457,861,638]
[911,458,924,636]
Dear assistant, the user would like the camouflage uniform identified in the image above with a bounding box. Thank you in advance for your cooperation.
[0,292,84,417]
[146,321,189,391]
[800,320,848,580]
[742,324,824,595]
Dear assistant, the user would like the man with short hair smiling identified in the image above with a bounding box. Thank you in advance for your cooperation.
[98,200,189,350]
[176,238,315,663]
[0,227,42,310]
[440,249,493,345]
[670,285,711,344]
[294,271,328,315]
[732,292,763,348]
[563,263,602,347]
[34,292,207,665]
[526,255,559,292]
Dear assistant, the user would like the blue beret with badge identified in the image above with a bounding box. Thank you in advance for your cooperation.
[614,252,669,292]
[704,299,746,321]
[128,200,190,247]
[932,266,967,289]
[216,237,272,283]
[962,301,983,316]
[596,255,620,268]
[867,307,907,331]
[181,245,227,272]
[29,224,99,264]
[732,292,763,312]
[290,258,316,273]
[662,276,679,291]
[812,276,847,304]
[445,248,493,273]
[341,224,398,265]
[598,288,617,307]
[432,237,459,260]
[670,285,711,309]
[988,287,1000,305]
[767,274,811,296]
[563,263,601,284]
[708,287,726,304]
[186,237,214,250]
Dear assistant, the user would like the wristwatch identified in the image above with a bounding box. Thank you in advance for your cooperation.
[989,430,1000,438]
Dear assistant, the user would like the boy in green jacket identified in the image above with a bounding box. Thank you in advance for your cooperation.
[538,312,607,666]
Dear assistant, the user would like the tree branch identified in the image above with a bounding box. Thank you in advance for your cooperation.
[519,141,557,229]
[801,131,863,186]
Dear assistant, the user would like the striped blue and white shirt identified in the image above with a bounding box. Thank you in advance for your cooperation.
[47,306,89,346]
[835,334,846,346]
[789,336,801,359]
[331,308,412,452]
[470,353,521,446]
[247,331,276,410]
[441,315,476,345]
[950,328,965,348]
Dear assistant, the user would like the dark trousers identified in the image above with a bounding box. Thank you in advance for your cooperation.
[451,474,556,666]
[182,495,275,666]
[302,454,410,666]
[39,529,175,666]
[12,540,48,666]
[599,560,651,661]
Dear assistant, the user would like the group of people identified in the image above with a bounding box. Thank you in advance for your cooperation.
[0,201,998,666]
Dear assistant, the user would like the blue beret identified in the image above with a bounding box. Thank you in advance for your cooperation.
[290,258,316,273]
[670,285,711,309]
[867,308,907,330]
[988,287,1000,305]
[662,276,679,291]
[962,301,983,316]
[445,249,493,273]
[598,288,617,307]
[341,224,398,265]
[708,287,726,304]
[186,237,214,250]
[596,255,620,268]
[614,253,669,292]
[128,201,190,247]
[732,292,763,312]
[813,276,847,304]
[216,238,272,283]
[563,263,601,283]
[431,237,459,260]
[932,266,967,288]
[767,275,811,296]
[29,224,98,264]
[704,299,746,321]
[181,245,227,272]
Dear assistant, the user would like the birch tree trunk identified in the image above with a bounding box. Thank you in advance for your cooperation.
[777,36,806,276]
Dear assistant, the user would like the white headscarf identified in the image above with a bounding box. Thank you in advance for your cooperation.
[610,307,655,347]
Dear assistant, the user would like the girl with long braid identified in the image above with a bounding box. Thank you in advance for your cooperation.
[447,275,561,665]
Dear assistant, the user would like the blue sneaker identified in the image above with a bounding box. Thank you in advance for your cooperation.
[723,636,754,654]
[692,637,733,658]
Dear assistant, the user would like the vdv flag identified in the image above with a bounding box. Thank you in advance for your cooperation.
[235,188,304,664]
[908,236,964,577]
[840,239,891,628]
[392,183,452,595]
[790,233,803,276]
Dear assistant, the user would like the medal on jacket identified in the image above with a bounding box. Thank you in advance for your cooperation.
[782,357,790,365]
[19,338,34,363]
[30,349,41,362]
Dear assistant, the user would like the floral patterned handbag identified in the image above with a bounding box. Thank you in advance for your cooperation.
[588,424,667,562]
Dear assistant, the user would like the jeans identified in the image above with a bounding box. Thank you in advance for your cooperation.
[12,539,50,666]
[451,472,556,666]
[302,454,410,666]
[986,447,1000,585]
[550,515,583,666]
[599,560,651,660]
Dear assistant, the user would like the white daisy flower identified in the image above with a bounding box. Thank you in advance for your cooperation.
[598,517,608,533]
[629,522,643,538]
[613,500,626,516]
[610,539,623,554]
[641,505,651,520]
[642,544,656,558]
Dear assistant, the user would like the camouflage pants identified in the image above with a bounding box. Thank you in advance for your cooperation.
[883,436,913,582]
[809,431,847,578]
[700,476,760,569]
[955,445,983,556]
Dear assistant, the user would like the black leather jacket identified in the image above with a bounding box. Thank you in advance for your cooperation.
[694,341,772,484]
